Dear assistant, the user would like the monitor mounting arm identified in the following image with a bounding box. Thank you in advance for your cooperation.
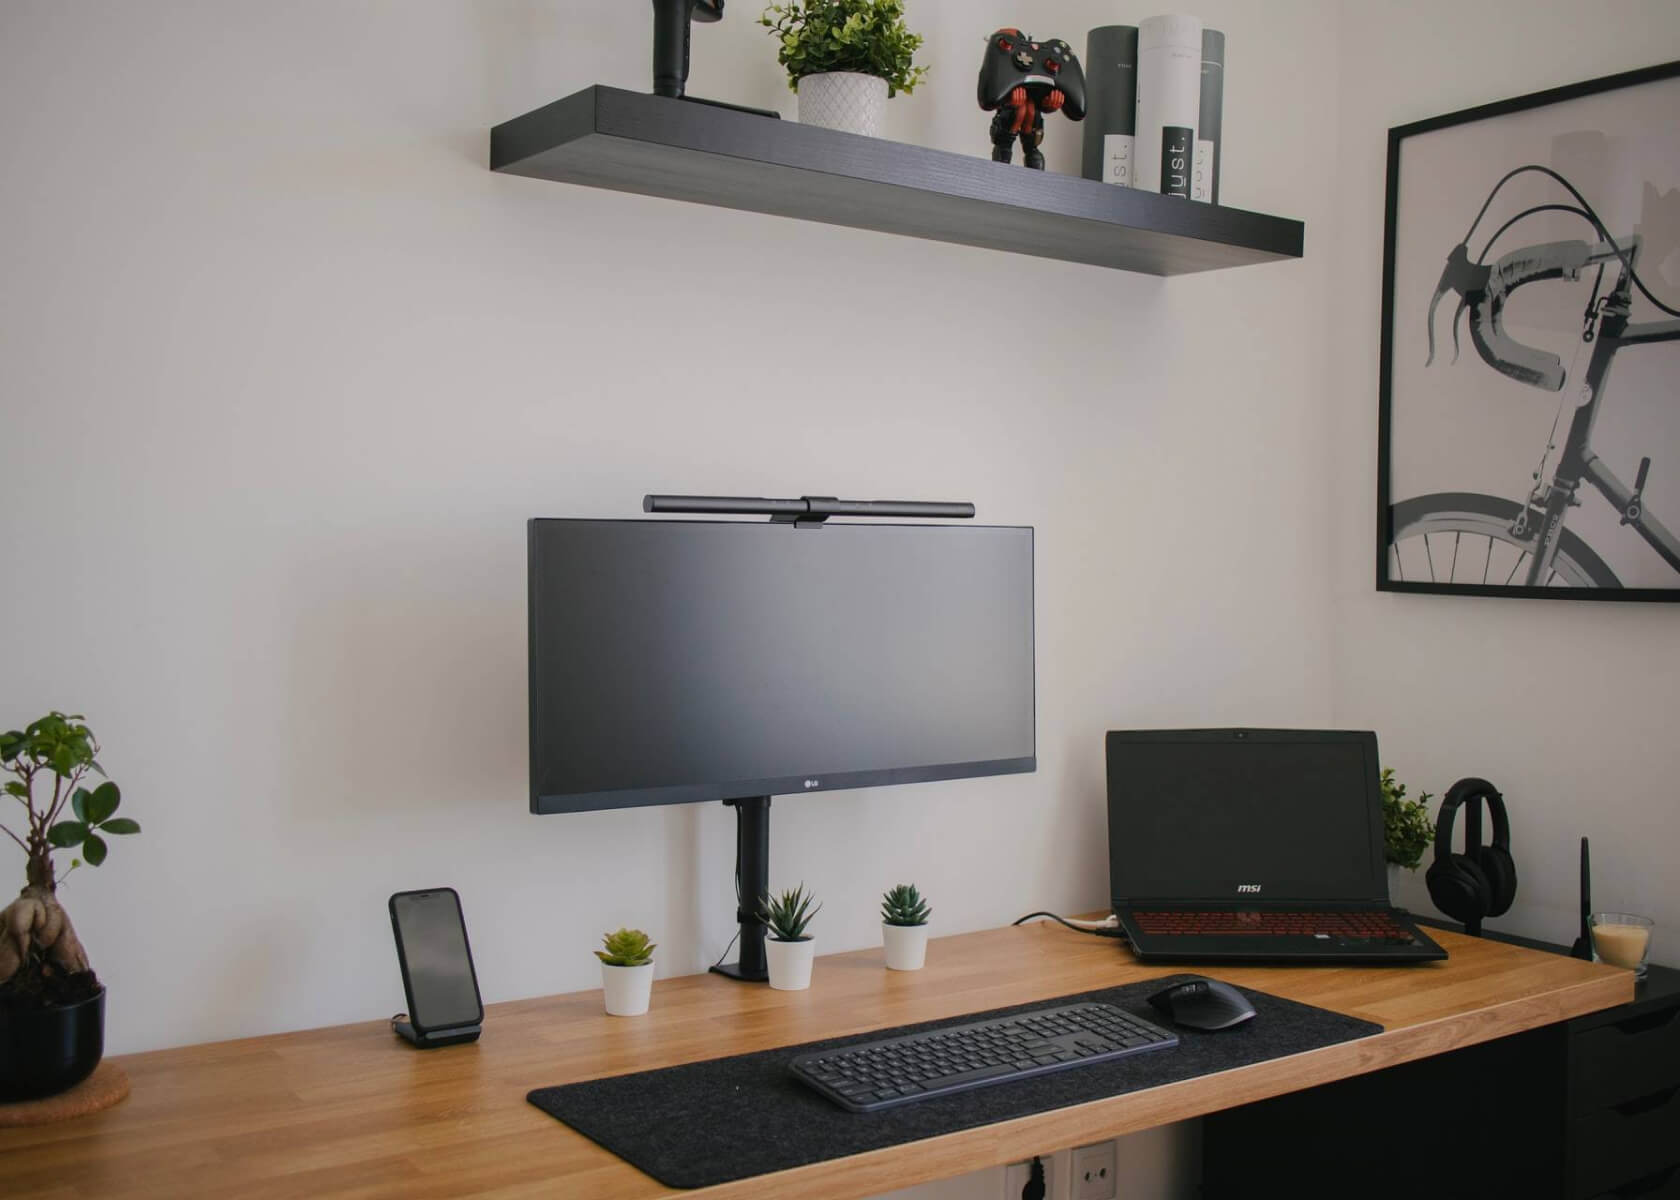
[645,490,977,983]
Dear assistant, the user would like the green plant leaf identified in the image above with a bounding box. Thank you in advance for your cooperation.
[100,818,140,835]
[84,781,120,825]
[47,821,89,847]
[3,781,26,798]
[83,833,108,866]
[71,786,91,822]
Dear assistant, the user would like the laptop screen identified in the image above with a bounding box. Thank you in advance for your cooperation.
[1106,730,1386,904]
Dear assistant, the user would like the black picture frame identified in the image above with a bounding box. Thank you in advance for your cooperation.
[1377,59,1680,602]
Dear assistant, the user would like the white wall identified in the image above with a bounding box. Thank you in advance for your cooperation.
[1328,0,1680,964]
[6,2,1671,1196]
[0,0,1339,1059]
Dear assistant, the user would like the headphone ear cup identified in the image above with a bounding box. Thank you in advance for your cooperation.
[1427,853,1492,924]
[1476,846,1517,917]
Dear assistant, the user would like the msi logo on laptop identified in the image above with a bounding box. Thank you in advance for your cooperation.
[1236,884,1262,894]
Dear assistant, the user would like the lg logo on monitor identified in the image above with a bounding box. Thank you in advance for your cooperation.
[803,779,820,789]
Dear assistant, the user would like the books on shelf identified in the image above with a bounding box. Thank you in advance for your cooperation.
[1086,15,1224,204]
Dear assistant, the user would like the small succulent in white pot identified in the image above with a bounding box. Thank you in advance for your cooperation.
[595,928,656,1016]
[759,884,821,991]
[880,883,931,970]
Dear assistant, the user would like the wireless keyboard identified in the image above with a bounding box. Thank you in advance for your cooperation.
[788,1001,1178,1113]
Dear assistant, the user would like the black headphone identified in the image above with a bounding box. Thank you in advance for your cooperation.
[1426,777,1517,926]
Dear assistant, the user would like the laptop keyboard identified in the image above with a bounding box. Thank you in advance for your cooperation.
[1133,910,1416,941]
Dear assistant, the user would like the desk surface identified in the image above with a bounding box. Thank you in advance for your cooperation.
[0,921,1633,1199]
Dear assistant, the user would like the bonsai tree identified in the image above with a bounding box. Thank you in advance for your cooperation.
[760,884,821,941]
[595,928,656,967]
[760,0,929,96]
[0,713,137,998]
[881,883,930,927]
[1381,767,1434,870]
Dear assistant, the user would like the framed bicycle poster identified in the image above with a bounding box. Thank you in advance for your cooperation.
[1378,60,1680,601]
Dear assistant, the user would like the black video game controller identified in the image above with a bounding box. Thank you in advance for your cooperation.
[977,29,1086,170]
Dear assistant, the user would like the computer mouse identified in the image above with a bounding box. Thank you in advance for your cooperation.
[1146,976,1256,1031]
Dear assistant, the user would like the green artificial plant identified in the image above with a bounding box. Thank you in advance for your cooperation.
[760,0,929,96]
[0,713,138,1002]
[880,883,930,927]
[595,927,656,967]
[1381,767,1435,870]
[760,884,821,941]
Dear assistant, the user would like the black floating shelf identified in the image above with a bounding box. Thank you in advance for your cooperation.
[491,86,1303,276]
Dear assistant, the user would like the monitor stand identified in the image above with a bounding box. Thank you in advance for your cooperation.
[709,795,770,982]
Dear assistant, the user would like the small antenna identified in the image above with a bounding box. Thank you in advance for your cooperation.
[1569,837,1592,960]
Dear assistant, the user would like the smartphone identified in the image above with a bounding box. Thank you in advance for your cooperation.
[389,888,483,1045]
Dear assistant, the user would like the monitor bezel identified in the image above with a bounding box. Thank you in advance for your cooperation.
[527,517,1038,815]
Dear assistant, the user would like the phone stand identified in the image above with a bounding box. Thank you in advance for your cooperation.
[391,1015,482,1049]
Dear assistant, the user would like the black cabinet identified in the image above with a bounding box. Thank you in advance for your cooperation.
[1567,977,1680,1198]
[1204,950,1680,1200]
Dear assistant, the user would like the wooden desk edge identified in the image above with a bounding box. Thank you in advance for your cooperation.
[0,921,1636,1200]
[686,963,1631,1199]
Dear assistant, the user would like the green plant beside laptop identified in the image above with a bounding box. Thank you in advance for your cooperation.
[1381,767,1434,871]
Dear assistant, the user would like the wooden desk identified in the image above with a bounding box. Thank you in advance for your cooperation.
[0,921,1633,1199]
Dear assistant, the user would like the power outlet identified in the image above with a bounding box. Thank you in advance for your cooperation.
[1071,1141,1117,1200]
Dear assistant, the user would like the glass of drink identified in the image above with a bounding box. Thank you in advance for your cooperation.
[1590,912,1654,980]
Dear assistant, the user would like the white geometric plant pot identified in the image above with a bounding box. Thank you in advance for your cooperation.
[797,71,889,136]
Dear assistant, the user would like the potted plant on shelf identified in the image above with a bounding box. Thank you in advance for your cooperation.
[880,883,930,971]
[760,0,929,137]
[595,928,656,1017]
[1382,767,1434,895]
[759,884,820,991]
[0,713,137,1101]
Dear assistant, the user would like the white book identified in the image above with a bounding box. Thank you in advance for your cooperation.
[1134,14,1202,197]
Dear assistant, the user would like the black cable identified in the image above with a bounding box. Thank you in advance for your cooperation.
[710,854,747,969]
[1464,164,1680,316]
[709,928,740,971]
[1012,911,1128,939]
[1022,1155,1046,1200]
[1475,203,1593,262]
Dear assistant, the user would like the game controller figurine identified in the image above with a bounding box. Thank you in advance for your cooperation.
[977,29,1086,170]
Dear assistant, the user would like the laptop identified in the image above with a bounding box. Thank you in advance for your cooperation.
[1106,729,1447,964]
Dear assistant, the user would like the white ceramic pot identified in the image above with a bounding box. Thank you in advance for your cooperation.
[601,961,654,1016]
[796,71,888,136]
[765,937,815,990]
[1386,863,1404,900]
[882,922,929,971]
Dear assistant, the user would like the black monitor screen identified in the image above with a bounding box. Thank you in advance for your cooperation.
[528,519,1035,813]
[1106,731,1385,902]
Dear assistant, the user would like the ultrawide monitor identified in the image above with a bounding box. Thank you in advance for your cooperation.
[527,518,1036,814]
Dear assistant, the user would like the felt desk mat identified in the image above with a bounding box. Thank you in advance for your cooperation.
[527,975,1382,1189]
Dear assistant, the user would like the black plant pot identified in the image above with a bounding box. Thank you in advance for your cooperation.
[0,985,105,1102]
